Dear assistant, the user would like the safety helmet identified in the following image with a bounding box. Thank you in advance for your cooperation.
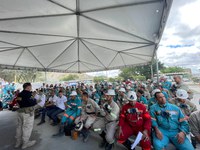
[119,88,126,93]
[75,121,83,131]
[152,89,161,96]
[127,91,137,101]
[105,89,115,96]
[70,91,77,96]
[176,89,188,100]
[126,86,131,90]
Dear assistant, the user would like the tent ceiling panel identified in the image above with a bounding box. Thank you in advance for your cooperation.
[51,0,76,11]
[79,40,105,68]
[83,39,148,51]
[83,1,163,42]
[122,45,155,55]
[48,40,78,68]
[0,16,77,37]
[0,48,23,66]
[15,49,44,68]
[82,40,118,67]
[0,32,73,47]
[120,53,148,66]
[80,0,157,11]
[0,0,72,19]
[79,16,150,43]
[0,0,173,73]
[28,40,75,67]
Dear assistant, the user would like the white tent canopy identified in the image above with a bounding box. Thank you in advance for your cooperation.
[0,0,172,73]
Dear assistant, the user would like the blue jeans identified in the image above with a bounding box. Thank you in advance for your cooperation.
[41,105,56,121]
[47,107,64,123]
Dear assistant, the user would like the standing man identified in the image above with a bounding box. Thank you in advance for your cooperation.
[173,75,193,100]
[15,82,37,149]
[117,91,151,150]
[150,92,194,150]
[92,89,120,150]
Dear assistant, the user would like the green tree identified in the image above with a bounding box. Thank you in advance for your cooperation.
[119,59,165,80]
[161,66,184,73]
[59,74,79,81]
[93,76,107,82]
[0,69,42,83]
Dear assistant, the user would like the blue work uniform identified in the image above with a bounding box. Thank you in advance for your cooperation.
[162,91,169,101]
[137,96,148,105]
[150,103,194,150]
[148,97,156,109]
[61,97,82,125]
[162,81,172,91]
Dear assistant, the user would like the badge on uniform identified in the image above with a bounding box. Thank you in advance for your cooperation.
[86,104,92,109]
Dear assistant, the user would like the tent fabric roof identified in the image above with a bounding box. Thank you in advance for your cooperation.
[0,0,172,73]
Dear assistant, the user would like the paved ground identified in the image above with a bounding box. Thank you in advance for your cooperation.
[0,83,200,150]
[0,110,127,150]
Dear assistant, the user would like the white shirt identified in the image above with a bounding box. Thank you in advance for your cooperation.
[56,95,67,110]
[48,95,58,105]
[37,94,46,107]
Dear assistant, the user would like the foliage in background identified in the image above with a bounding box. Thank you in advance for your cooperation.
[93,76,107,82]
[59,74,79,81]
[161,66,184,73]
[0,69,43,83]
[119,59,165,80]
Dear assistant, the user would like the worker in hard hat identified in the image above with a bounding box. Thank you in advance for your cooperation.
[136,89,148,106]
[117,87,129,109]
[74,92,100,142]
[150,92,194,150]
[148,89,161,108]
[92,89,120,150]
[53,91,81,136]
[169,89,197,117]
[117,91,151,150]
[160,76,172,91]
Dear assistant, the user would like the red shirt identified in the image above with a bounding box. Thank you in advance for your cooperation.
[119,102,151,131]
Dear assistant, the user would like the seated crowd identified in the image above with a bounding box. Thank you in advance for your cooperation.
[2,75,200,150]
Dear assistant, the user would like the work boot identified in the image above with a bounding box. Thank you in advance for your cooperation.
[14,140,21,148]
[105,143,114,150]
[52,124,64,137]
[122,139,133,150]
[82,128,90,143]
[99,131,107,148]
[22,140,36,149]
[37,120,45,126]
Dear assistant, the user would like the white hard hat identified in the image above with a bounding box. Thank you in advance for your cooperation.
[108,82,112,86]
[75,121,83,131]
[127,91,137,101]
[176,89,188,100]
[70,91,77,96]
[115,86,120,90]
[126,86,131,90]
[119,88,126,93]
[106,89,115,96]
[152,89,161,96]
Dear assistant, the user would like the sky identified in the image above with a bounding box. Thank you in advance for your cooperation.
[87,0,200,77]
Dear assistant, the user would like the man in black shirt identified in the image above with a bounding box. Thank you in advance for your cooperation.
[15,82,37,149]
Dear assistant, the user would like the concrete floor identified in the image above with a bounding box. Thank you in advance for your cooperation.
[0,110,127,150]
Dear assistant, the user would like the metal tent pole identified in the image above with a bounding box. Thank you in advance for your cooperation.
[150,64,153,80]
[156,51,159,84]
[45,71,47,83]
